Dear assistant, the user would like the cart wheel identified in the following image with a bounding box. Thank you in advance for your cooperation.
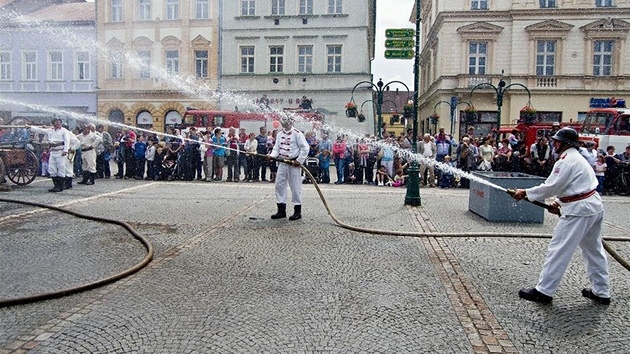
[614,172,630,196]
[6,150,38,186]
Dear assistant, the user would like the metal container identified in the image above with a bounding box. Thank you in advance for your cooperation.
[468,172,546,223]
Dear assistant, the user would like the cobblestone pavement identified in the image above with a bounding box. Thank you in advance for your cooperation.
[1,177,629,353]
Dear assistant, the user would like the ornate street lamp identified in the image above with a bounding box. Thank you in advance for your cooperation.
[433,98,473,135]
[404,0,422,207]
[469,75,531,132]
[350,79,410,139]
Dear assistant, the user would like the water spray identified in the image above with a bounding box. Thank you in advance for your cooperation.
[505,189,561,216]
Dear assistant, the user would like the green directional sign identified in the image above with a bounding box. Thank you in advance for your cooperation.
[384,49,414,60]
[385,39,414,49]
[385,28,415,39]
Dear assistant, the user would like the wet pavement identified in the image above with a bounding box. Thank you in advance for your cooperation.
[1,176,629,353]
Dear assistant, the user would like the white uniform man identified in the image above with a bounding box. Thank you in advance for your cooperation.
[269,115,309,220]
[77,124,102,185]
[29,118,70,192]
[417,133,436,187]
[512,127,610,305]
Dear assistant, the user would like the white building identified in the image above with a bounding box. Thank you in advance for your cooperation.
[220,0,377,136]
[416,0,630,138]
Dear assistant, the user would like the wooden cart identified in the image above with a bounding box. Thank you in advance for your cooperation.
[0,126,39,186]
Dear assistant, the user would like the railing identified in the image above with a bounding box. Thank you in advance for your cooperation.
[536,77,557,87]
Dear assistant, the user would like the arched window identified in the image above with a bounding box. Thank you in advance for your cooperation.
[164,110,182,132]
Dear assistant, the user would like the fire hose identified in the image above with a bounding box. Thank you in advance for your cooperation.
[0,198,154,308]
[266,156,630,272]
[0,155,627,307]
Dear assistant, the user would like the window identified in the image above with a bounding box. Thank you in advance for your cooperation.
[49,51,63,80]
[298,45,313,73]
[196,0,209,19]
[111,0,123,22]
[23,51,37,80]
[138,51,151,78]
[328,0,342,14]
[326,45,341,73]
[166,50,179,74]
[471,0,488,10]
[166,0,179,20]
[110,51,122,79]
[138,0,151,21]
[271,0,285,15]
[241,0,255,16]
[240,46,255,73]
[76,52,90,80]
[195,50,208,78]
[593,40,613,76]
[595,0,613,6]
[536,40,555,76]
[0,52,10,80]
[539,0,556,8]
[269,46,283,73]
[468,42,487,75]
[300,0,313,15]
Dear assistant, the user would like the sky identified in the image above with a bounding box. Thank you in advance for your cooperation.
[371,0,417,90]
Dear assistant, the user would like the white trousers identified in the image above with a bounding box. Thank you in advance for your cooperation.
[275,162,302,206]
[536,210,610,298]
[81,149,97,173]
[48,151,66,178]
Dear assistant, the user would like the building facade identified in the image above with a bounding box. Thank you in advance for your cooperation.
[0,0,97,128]
[417,0,630,138]
[220,0,377,136]
[96,0,219,132]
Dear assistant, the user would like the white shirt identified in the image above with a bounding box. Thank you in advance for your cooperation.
[270,127,309,164]
[421,141,434,158]
[78,131,102,150]
[30,126,70,153]
[526,148,602,216]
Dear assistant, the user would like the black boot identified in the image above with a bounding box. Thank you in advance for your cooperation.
[48,177,63,193]
[86,173,95,185]
[289,205,302,221]
[77,172,89,185]
[271,203,286,219]
[64,176,73,189]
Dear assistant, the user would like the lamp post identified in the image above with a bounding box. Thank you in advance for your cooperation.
[404,0,422,206]
[350,79,410,139]
[470,76,531,133]
[433,98,473,136]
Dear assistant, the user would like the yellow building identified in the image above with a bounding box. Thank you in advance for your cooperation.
[96,0,219,132]
[415,1,630,139]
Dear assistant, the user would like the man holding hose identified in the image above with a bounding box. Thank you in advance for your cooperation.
[269,115,309,221]
[511,127,610,305]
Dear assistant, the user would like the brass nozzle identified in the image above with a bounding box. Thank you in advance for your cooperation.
[506,189,517,197]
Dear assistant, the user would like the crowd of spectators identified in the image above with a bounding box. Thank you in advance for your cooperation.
[23,122,630,195]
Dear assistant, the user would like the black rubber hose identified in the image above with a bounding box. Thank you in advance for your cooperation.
[0,197,154,308]
[269,157,630,272]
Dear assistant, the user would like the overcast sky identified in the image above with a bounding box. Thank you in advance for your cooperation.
[371,0,416,90]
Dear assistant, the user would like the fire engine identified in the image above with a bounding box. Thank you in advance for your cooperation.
[499,120,581,154]
[579,98,630,153]
[181,108,324,135]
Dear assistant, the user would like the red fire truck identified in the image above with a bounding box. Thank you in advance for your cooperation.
[579,98,630,152]
[499,120,582,154]
[181,108,324,135]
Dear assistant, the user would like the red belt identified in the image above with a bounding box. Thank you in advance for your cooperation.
[559,189,596,203]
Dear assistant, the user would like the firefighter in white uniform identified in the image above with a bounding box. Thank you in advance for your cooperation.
[77,124,102,185]
[512,127,610,305]
[269,115,309,220]
[29,118,70,192]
